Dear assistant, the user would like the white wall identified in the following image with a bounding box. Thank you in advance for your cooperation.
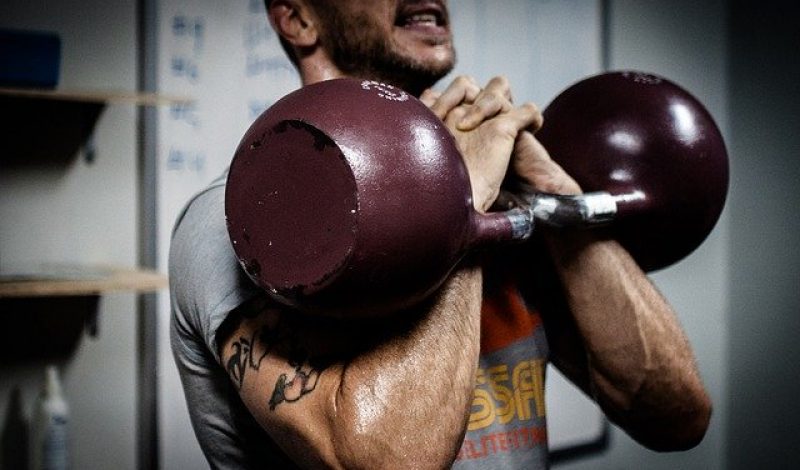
[0,1,140,469]
[727,2,800,468]
[555,1,730,468]
[582,4,800,469]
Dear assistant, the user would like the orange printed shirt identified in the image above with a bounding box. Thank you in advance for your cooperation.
[453,274,549,469]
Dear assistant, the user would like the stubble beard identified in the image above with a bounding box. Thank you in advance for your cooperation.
[319,10,455,97]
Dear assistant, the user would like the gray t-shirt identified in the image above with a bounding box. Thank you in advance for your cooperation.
[170,174,550,469]
[170,173,297,469]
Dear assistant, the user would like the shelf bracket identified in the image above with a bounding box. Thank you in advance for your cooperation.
[0,295,100,361]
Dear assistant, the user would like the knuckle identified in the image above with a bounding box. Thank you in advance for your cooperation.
[479,92,501,107]
[489,75,510,87]
[454,75,477,87]
[521,101,540,114]
[448,105,468,121]
[448,76,480,103]
[479,90,511,113]
[521,102,543,126]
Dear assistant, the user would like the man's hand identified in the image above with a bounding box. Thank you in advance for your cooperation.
[511,131,582,196]
[421,76,542,213]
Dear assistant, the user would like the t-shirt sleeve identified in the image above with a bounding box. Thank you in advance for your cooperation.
[169,182,260,365]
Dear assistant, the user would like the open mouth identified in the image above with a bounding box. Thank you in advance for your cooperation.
[396,1,449,31]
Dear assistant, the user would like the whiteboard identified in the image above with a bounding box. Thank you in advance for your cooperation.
[154,1,605,467]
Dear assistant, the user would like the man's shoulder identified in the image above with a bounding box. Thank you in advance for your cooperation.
[169,171,259,360]
[172,171,229,236]
[169,173,230,289]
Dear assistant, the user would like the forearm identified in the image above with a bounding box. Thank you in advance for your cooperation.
[333,265,482,469]
[223,264,483,469]
[545,231,711,450]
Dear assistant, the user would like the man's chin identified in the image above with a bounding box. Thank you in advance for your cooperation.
[388,49,455,93]
[388,69,451,97]
[399,40,455,69]
[330,41,455,96]
[418,50,455,74]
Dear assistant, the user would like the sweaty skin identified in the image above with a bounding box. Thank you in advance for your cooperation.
[217,0,711,467]
[507,129,711,450]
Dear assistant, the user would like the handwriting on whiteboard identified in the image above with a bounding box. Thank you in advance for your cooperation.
[159,2,298,180]
[167,147,206,173]
[170,15,204,83]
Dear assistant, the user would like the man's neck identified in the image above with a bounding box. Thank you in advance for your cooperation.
[299,52,346,86]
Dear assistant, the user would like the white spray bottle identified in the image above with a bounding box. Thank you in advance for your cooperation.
[29,365,69,470]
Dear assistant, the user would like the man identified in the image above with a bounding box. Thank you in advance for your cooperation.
[170,1,712,468]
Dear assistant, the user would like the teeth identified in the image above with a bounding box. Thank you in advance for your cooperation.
[406,13,438,25]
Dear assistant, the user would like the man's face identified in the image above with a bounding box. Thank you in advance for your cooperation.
[311,0,455,95]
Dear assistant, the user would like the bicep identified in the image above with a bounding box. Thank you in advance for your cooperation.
[217,269,483,470]
[218,300,346,469]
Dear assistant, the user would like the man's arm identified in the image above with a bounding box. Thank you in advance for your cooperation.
[539,233,711,451]
[513,131,712,451]
[219,77,540,469]
[220,266,482,469]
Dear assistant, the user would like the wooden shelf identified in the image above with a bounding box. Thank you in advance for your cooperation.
[0,86,192,106]
[1,87,191,165]
[0,266,168,298]
[0,85,180,356]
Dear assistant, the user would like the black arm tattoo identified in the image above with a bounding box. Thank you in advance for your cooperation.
[225,338,250,388]
[267,340,325,410]
[224,302,328,411]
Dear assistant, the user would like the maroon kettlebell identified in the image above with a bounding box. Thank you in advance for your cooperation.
[536,71,729,271]
[225,78,529,317]
[226,72,730,317]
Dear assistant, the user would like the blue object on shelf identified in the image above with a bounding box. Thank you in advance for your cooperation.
[0,29,61,88]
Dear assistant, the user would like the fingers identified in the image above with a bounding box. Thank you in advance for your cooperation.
[422,75,553,209]
[525,103,544,133]
[512,131,583,195]
[423,75,543,136]
[450,104,544,213]
[424,76,481,120]
[485,102,542,139]
[456,76,514,131]
[419,88,441,108]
